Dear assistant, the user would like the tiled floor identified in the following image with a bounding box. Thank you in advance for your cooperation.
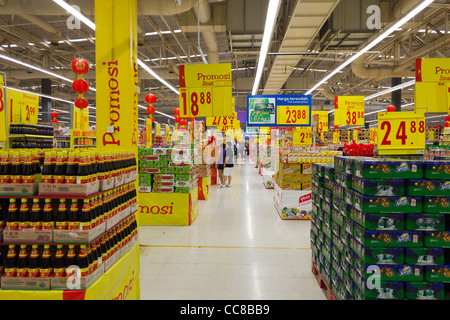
[138,159,326,300]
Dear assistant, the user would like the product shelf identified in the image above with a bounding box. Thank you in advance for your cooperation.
[8,134,54,139]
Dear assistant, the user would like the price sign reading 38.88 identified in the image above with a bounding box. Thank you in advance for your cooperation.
[377,111,426,155]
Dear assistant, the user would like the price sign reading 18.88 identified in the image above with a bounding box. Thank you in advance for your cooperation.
[377,111,426,155]
[180,87,213,117]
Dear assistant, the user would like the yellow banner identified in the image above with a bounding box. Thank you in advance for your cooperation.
[95,0,139,150]
[6,89,39,124]
[155,123,161,136]
[378,111,426,155]
[198,176,211,200]
[293,127,312,146]
[428,129,435,141]
[165,124,171,143]
[414,82,449,113]
[74,107,89,130]
[277,105,310,126]
[179,63,232,117]
[146,118,152,148]
[312,111,328,132]
[347,130,351,142]
[370,128,376,144]
[334,96,365,126]
[0,75,6,142]
[353,129,358,143]
[86,243,140,300]
[138,188,199,226]
[333,131,340,144]
[416,58,450,83]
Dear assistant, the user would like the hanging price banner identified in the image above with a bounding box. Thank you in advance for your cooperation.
[347,130,351,142]
[0,75,6,143]
[7,89,39,124]
[179,63,232,118]
[293,127,312,146]
[146,118,152,148]
[370,128,377,144]
[377,111,426,155]
[353,130,359,143]
[428,129,435,141]
[333,131,340,144]
[312,111,329,132]
[277,105,310,126]
[334,96,365,126]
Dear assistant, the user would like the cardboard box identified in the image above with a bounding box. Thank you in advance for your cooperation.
[424,231,450,248]
[358,212,405,231]
[353,193,422,213]
[405,282,445,299]
[153,186,174,193]
[407,179,450,197]
[425,161,450,179]
[362,264,423,282]
[153,180,174,187]
[360,230,423,247]
[3,229,53,244]
[139,168,160,174]
[138,186,152,193]
[39,180,99,197]
[425,265,450,282]
[405,214,445,231]
[359,281,405,300]
[351,177,405,197]
[354,159,423,179]
[1,276,50,290]
[53,222,106,244]
[405,248,444,265]
[0,183,38,197]
[51,264,104,290]
[359,247,405,265]
[302,163,312,175]
[423,197,450,213]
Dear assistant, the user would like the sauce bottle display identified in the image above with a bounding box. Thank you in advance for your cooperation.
[10,151,22,183]
[5,245,17,277]
[30,198,42,230]
[41,199,54,230]
[77,245,89,277]
[68,199,80,231]
[6,199,18,231]
[55,199,68,230]
[16,245,28,277]
[80,198,91,230]
[0,151,11,183]
[39,245,52,278]
[53,245,66,278]
[18,198,30,231]
[28,245,40,278]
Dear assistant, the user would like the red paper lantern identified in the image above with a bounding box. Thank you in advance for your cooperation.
[75,98,89,109]
[181,120,187,126]
[434,125,439,129]
[174,117,180,123]
[445,122,450,128]
[151,118,155,124]
[145,94,157,105]
[441,126,444,129]
[146,106,155,115]
[72,79,89,94]
[387,105,396,112]
[445,115,450,122]
[356,128,361,131]
[51,118,58,123]
[173,108,180,116]
[50,112,59,118]
[190,117,195,121]
[71,58,89,75]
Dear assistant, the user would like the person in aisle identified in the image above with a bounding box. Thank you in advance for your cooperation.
[216,142,226,188]
[223,141,234,187]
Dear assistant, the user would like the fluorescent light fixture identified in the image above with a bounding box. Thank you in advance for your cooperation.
[252,0,281,95]
[365,80,416,101]
[4,86,73,106]
[52,0,96,30]
[137,60,179,95]
[306,0,434,95]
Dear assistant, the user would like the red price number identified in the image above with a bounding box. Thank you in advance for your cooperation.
[380,120,425,146]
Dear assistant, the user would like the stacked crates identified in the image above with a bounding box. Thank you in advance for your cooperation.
[311,157,450,300]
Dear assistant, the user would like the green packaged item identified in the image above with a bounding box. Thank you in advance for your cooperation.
[405,214,445,231]
[153,174,174,181]
[404,248,444,265]
[423,197,450,213]
[363,281,404,300]
[154,161,168,168]
[405,282,445,299]
[336,171,352,189]
[424,231,450,248]
[359,212,405,231]
[175,187,190,193]
[323,189,333,204]
[175,167,190,175]
[334,156,346,173]
[351,177,405,196]
[425,161,450,179]
[175,174,191,182]
[353,193,422,213]
[361,230,423,247]
[425,265,450,283]
[363,264,423,282]
[407,179,450,197]
[359,247,404,265]
[160,167,176,174]
[323,165,335,181]
[354,159,423,179]
[139,160,153,169]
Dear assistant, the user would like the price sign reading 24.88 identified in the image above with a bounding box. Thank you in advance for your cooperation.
[377,111,426,155]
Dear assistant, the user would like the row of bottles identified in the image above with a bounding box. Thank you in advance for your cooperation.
[10,124,54,136]
[10,138,54,149]
[2,182,137,231]
[1,214,138,278]
[41,150,137,184]
[0,150,42,184]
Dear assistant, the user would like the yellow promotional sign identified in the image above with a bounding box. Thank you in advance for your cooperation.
[165,124,171,143]
[428,129,435,141]
[277,105,310,126]
[179,63,232,118]
[334,96,365,126]
[414,82,449,113]
[74,107,89,130]
[293,127,312,146]
[353,129,359,143]
[155,123,161,136]
[333,130,340,144]
[378,111,426,155]
[312,111,329,132]
[138,189,199,226]
[0,75,6,142]
[416,58,450,83]
[320,132,324,141]
[370,128,376,144]
[347,130,351,142]
[146,118,152,148]
[7,89,39,124]
[95,0,139,150]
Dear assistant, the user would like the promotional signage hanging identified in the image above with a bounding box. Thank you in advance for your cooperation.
[245,123,259,135]
[6,89,39,124]
[0,75,6,143]
[247,95,312,127]
[312,111,329,132]
[377,111,426,155]
[415,58,450,113]
[332,130,340,144]
[334,96,365,126]
[206,112,240,132]
[179,63,233,118]
[293,127,312,146]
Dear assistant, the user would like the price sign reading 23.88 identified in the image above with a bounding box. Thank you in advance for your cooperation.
[277,105,310,126]
[377,111,426,155]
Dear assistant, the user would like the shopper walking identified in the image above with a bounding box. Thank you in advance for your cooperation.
[223,141,234,187]
[216,142,226,188]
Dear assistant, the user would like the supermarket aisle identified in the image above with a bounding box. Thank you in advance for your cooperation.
[138,160,326,300]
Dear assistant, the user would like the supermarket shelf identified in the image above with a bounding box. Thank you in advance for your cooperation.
[73,136,96,139]
[73,145,96,147]
[9,134,54,139]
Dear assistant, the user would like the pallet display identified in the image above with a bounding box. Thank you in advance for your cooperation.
[311,156,450,300]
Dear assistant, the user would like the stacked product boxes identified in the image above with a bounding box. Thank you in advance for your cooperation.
[311,157,450,300]
[138,147,198,194]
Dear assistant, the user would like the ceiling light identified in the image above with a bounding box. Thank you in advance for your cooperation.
[306,0,434,95]
[252,0,281,95]
[365,80,416,101]
[137,60,179,95]
[4,86,73,107]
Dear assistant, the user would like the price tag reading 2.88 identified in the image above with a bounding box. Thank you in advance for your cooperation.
[377,112,426,155]
[277,105,310,126]
[179,87,213,117]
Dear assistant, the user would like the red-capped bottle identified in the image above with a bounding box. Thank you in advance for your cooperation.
[28,245,40,278]
[39,245,52,278]
[16,245,28,277]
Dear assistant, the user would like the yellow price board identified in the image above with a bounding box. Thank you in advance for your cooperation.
[277,105,310,126]
[312,111,328,132]
[353,129,359,143]
[179,63,232,118]
[377,111,426,155]
[293,127,312,146]
[333,131,340,144]
[146,118,152,148]
[7,89,39,124]
[347,130,351,142]
[0,75,6,142]
[370,128,377,144]
[207,113,239,131]
[334,96,365,126]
